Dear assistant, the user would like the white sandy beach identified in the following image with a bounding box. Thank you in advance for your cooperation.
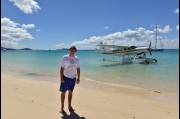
[1,73,179,119]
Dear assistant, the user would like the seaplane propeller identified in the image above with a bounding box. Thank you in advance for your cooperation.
[148,42,152,56]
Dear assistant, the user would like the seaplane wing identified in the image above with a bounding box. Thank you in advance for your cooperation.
[96,44,129,49]
[96,43,151,56]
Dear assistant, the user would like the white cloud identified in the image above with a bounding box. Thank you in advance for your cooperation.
[174,8,179,14]
[21,24,35,29]
[9,0,41,14]
[176,25,179,31]
[55,26,178,49]
[161,38,179,49]
[1,17,34,48]
[103,26,109,30]
[1,17,18,27]
[71,27,155,47]
[55,43,69,49]
[156,25,172,33]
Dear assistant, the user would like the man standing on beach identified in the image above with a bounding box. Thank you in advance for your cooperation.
[59,45,80,113]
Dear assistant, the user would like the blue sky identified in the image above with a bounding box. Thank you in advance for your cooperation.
[1,0,179,49]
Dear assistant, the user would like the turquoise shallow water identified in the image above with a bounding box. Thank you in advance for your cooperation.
[1,49,179,92]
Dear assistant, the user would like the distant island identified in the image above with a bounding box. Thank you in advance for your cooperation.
[1,47,32,51]
[19,48,32,50]
[56,48,68,50]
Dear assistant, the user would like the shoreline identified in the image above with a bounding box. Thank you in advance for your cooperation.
[2,69,179,94]
[2,72,179,119]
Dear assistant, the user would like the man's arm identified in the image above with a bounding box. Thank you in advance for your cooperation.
[77,68,80,84]
[60,67,65,83]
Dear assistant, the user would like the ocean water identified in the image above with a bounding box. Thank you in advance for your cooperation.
[1,49,179,92]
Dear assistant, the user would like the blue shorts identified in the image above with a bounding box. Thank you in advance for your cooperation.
[59,75,76,92]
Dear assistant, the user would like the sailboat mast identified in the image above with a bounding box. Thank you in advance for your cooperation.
[155,24,158,50]
[151,24,163,51]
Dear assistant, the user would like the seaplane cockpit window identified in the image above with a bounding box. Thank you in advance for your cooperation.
[130,46,136,49]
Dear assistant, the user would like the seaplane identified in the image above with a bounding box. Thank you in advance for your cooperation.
[96,42,157,64]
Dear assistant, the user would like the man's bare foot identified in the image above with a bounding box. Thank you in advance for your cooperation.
[59,105,64,113]
[68,106,75,112]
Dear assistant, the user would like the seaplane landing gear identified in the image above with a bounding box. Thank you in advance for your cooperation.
[145,60,149,64]
[153,59,157,62]
[145,58,157,64]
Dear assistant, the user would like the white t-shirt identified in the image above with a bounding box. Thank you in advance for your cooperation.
[60,55,80,78]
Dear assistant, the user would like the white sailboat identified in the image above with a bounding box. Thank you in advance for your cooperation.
[150,24,163,51]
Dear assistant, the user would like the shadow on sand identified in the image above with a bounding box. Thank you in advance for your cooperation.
[61,111,86,119]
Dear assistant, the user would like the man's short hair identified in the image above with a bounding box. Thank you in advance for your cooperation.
[69,45,77,51]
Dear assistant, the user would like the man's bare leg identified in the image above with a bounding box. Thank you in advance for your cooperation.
[59,92,66,113]
[68,90,75,112]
